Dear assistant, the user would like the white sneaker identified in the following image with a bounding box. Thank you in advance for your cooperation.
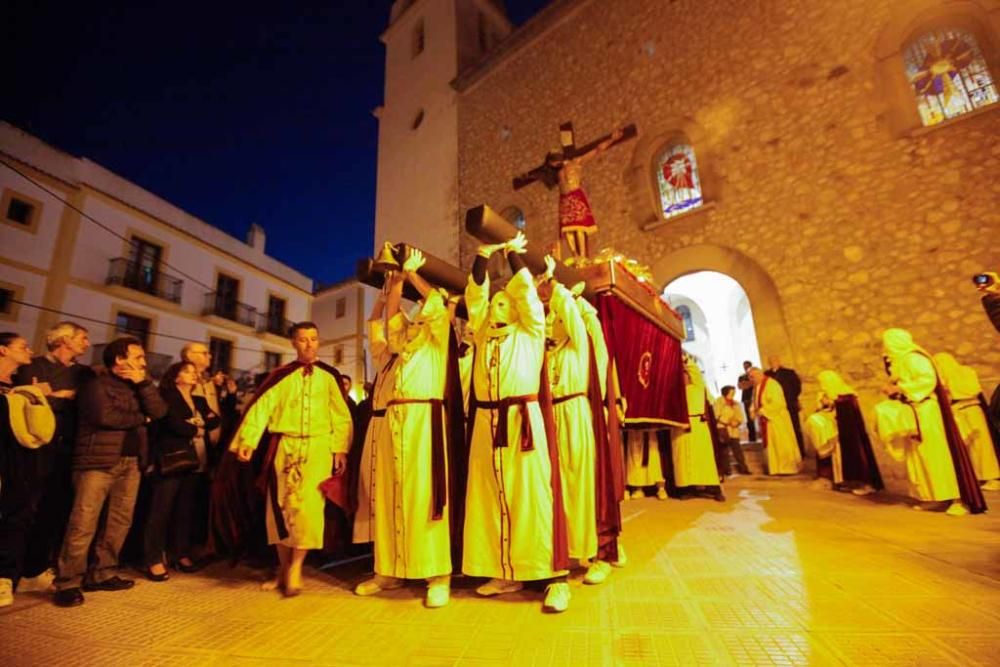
[425,576,450,608]
[542,582,571,613]
[945,501,969,517]
[583,560,612,585]
[851,486,874,496]
[612,543,627,568]
[655,487,669,500]
[475,578,524,597]
[0,578,13,607]
[354,574,404,596]
[18,568,56,593]
[982,480,1000,491]
[629,489,644,500]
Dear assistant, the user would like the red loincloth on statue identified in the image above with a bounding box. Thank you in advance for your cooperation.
[559,188,598,234]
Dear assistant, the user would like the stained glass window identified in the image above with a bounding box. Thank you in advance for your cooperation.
[676,305,695,341]
[904,28,998,126]
[501,205,526,231]
[656,143,703,219]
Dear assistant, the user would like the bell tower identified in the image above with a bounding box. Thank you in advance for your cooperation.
[373,0,511,265]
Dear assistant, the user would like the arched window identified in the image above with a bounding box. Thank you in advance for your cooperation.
[500,205,526,231]
[655,143,703,220]
[904,28,998,126]
[676,304,695,341]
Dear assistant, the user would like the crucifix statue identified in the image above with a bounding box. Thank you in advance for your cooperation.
[513,121,636,261]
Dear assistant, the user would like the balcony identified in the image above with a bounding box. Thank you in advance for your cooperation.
[258,313,294,337]
[202,291,258,327]
[106,258,183,304]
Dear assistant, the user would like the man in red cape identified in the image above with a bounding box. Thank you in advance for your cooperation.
[209,322,353,595]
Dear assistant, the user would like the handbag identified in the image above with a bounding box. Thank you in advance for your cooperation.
[7,386,56,449]
[157,439,200,475]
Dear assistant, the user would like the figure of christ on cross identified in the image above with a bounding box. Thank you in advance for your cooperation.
[513,122,636,262]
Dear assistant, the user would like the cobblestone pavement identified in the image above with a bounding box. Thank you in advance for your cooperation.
[2,476,999,666]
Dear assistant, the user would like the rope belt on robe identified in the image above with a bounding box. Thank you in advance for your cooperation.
[897,395,933,442]
[552,392,586,406]
[473,394,539,451]
[386,397,448,521]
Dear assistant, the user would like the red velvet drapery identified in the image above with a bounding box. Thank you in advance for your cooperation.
[596,294,687,427]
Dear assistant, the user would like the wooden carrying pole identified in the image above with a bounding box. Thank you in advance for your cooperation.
[355,247,470,320]
[464,204,592,298]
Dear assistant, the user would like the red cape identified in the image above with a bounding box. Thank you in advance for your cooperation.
[208,360,350,561]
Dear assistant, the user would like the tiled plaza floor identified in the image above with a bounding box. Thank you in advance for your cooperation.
[2,476,999,666]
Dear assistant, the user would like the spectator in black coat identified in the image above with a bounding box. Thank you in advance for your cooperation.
[53,336,167,608]
[143,362,219,581]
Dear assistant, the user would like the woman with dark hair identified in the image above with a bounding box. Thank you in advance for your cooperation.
[143,361,219,580]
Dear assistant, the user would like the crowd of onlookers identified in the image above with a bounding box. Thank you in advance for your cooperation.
[0,323,263,608]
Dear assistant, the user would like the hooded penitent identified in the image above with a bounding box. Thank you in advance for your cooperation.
[875,329,986,512]
[817,369,883,489]
[933,352,1000,484]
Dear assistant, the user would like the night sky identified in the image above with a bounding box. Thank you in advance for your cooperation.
[4,1,549,286]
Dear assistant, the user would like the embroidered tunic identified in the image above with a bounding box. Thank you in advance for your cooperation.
[233,366,352,549]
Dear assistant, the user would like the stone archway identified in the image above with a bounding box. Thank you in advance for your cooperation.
[650,243,797,369]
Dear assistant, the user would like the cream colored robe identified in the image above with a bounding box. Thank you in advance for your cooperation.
[755,377,802,475]
[370,291,453,579]
[625,430,664,486]
[874,353,960,501]
[805,404,841,481]
[352,318,396,545]
[232,366,353,549]
[938,364,999,483]
[548,283,597,560]
[463,267,563,581]
[672,383,720,487]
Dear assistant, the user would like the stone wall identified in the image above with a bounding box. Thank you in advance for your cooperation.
[454,0,1000,490]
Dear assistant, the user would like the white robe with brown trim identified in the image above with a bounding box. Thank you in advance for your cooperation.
[672,384,720,487]
[548,283,597,561]
[625,430,665,486]
[372,291,452,579]
[462,268,563,581]
[874,353,960,501]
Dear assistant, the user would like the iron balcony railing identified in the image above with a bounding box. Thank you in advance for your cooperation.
[202,291,258,327]
[106,258,183,304]
[258,313,294,337]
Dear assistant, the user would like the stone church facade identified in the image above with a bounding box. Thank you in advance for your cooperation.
[375,0,1000,416]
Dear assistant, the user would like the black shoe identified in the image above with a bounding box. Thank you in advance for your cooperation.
[173,558,203,574]
[53,587,85,607]
[83,576,135,592]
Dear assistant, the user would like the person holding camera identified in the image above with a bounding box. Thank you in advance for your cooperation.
[142,361,220,581]
[974,272,1000,334]
[53,337,167,607]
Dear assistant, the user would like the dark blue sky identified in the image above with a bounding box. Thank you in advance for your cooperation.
[4,1,548,286]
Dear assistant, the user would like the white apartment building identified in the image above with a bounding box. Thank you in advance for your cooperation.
[312,278,379,400]
[0,123,312,381]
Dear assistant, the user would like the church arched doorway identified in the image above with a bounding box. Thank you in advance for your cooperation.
[650,243,796,395]
[663,271,760,395]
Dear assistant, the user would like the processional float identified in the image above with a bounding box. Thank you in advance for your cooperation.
[357,206,688,429]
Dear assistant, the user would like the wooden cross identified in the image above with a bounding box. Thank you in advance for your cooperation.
[512,121,638,190]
